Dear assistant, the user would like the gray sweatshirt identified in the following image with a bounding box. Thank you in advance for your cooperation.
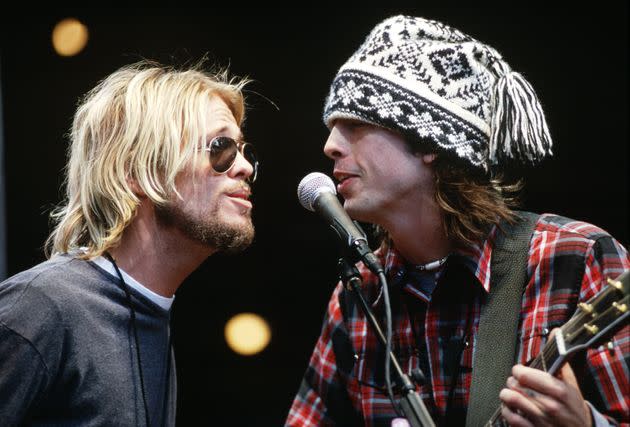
[0,254,176,426]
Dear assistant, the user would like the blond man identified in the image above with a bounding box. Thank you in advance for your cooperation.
[0,61,258,426]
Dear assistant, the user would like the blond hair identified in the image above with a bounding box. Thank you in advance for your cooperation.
[46,60,249,259]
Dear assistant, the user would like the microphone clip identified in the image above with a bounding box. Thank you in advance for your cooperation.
[337,257,362,291]
[335,220,384,276]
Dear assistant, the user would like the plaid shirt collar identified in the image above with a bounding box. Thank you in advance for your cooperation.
[371,225,499,307]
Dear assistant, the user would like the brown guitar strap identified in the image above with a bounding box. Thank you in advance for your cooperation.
[465,211,539,427]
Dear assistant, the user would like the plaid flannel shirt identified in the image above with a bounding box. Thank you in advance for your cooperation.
[287,213,630,426]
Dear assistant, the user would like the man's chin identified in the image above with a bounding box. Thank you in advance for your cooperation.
[343,202,369,224]
[208,213,254,252]
[220,214,253,234]
[215,223,255,254]
[157,205,254,253]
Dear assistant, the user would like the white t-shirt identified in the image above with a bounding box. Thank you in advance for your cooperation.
[92,256,174,311]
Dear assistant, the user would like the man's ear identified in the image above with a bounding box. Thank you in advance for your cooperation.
[422,153,437,164]
[127,176,147,198]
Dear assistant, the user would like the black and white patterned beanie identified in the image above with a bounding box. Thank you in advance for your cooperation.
[323,15,553,170]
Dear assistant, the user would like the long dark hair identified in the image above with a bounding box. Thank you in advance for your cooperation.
[375,151,522,250]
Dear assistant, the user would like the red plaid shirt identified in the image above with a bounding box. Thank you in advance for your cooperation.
[287,213,630,426]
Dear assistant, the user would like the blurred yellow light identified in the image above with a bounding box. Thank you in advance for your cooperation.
[224,313,271,356]
[52,18,89,56]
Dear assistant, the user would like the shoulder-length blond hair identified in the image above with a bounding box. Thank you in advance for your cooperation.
[46,60,250,259]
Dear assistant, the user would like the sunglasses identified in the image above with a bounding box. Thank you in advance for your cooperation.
[203,136,259,183]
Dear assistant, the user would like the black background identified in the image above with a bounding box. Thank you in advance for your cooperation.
[1,5,627,426]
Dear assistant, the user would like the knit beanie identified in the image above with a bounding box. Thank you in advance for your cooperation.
[323,15,553,171]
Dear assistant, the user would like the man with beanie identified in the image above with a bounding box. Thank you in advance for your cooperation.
[287,16,629,427]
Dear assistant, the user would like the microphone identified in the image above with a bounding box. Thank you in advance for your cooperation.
[297,172,383,274]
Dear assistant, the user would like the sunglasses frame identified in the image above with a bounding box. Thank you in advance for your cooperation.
[203,136,258,183]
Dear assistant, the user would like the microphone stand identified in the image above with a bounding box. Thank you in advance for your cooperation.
[338,257,436,427]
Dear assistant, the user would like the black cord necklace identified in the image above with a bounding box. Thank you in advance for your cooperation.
[105,252,150,427]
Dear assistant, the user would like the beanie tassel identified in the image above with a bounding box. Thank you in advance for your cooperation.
[490,71,553,164]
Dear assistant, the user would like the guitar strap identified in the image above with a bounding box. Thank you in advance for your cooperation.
[465,211,539,427]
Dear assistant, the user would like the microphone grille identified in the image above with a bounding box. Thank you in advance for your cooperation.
[297,172,336,212]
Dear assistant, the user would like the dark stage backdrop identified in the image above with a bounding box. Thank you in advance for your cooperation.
[1,5,627,426]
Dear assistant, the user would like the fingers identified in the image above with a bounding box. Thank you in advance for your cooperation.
[500,376,554,424]
[512,364,566,401]
[500,398,536,427]
[500,364,592,427]
[391,418,410,427]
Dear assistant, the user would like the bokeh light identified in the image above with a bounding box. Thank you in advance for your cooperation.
[224,312,271,356]
[52,18,89,56]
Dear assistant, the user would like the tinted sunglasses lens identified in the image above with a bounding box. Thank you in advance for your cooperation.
[210,137,237,173]
[242,144,258,182]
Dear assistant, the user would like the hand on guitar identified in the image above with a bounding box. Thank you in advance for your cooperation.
[494,270,629,427]
[499,360,592,427]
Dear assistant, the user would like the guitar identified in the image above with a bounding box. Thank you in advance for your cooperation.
[486,270,630,426]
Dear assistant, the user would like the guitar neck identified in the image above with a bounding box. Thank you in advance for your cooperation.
[484,272,629,427]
